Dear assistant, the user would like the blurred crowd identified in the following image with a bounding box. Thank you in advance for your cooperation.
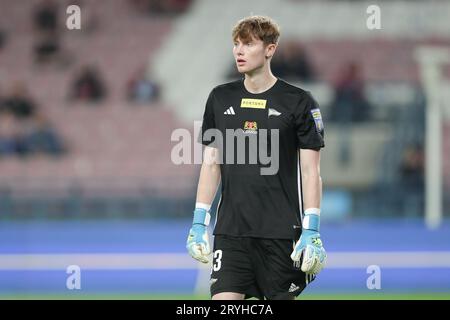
[127,0,192,16]
[0,0,176,159]
[0,82,65,158]
[0,0,443,218]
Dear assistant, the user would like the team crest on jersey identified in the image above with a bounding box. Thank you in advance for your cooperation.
[240,98,267,109]
[310,108,324,133]
[243,121,258,134]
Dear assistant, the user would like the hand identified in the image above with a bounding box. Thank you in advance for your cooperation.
[186,208,211,264]
[291,229,327,275]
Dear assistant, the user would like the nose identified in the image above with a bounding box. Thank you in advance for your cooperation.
[234,44,244,56]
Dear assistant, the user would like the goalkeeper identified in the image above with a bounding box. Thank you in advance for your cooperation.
[186,15,326,300]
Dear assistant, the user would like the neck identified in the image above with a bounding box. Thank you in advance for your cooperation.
[244,66,277,94]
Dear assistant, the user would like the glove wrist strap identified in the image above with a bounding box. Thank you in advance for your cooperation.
[193,208,211,226]
[302,208,320,232]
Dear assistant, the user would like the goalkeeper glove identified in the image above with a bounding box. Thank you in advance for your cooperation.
[186,207,211,264]
[291,209,327,275]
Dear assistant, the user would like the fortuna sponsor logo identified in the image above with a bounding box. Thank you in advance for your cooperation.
[240,98,267,109]
[224,106,235,115]
[268,108,281,117]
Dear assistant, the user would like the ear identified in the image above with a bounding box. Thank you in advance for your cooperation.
[265,43,277,59]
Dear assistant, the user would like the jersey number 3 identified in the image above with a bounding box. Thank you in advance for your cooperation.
[213,250,223,271]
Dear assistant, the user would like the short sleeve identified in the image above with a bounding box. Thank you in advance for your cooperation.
[294,92,325,150]
[197,89,217,146]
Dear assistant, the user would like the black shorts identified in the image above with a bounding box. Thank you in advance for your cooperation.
[210,235,315,300]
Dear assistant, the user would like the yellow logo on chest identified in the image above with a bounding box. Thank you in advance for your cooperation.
[240,98,267,109]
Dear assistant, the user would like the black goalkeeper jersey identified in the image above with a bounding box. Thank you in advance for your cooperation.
[199,78,325,239]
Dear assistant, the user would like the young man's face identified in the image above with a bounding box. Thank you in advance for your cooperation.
[233,36,274,74]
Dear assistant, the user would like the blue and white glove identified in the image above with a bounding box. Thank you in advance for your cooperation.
[186,208,211,264]
[291,209,327,275]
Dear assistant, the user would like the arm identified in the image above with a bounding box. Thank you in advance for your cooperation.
[186,146,221,264]
[291,148,327,275]
[196,146,221,205]
[300,148,322,211]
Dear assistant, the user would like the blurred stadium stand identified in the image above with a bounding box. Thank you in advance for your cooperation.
[0,0,197,218]
[0,0,449,299]
[0,0,446,219]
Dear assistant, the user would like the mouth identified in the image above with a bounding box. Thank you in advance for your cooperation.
[237,59,246,65]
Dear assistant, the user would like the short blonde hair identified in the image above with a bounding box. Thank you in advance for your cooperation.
[232,15,280,45]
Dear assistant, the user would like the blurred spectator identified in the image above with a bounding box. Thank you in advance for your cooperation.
[0,108,65,158]
[0,109,20,157]
[70,66,107,103]
[0,82,65,158]
[164,0,192,14]
[32,0,71,67]
[2,82,36,119]
[0,29,5,51]
[330,61,372,123]
[398,143,425,216]
[330,62,372,166]
[128,0,192,15]
[34,0,59,33]
[271,41,315,81]
[127,67,160,104]
[21,113,65,157]
[400,143,424,189]
[33,30,61,65]
[128,0,155,12]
